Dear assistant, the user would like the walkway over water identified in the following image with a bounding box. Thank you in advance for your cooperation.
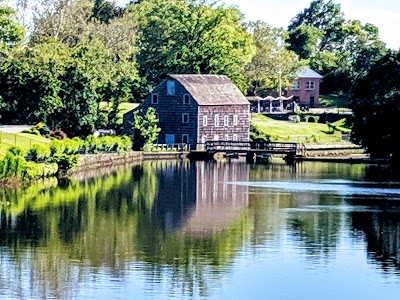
[203,141,306,162]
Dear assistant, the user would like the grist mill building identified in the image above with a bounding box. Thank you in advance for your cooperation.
[123,74,250,150]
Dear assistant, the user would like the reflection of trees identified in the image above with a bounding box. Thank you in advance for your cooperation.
[363,165,400,182]
[0,159,253,299]
[133,160,253,298]
[286,194,342,259]
[351,210,400,273]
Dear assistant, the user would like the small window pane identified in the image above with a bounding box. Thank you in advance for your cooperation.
[233,115,238,125]
[214,115,219,127]
[203,115,208,126]
[183,94,190,104]
[224,115,229,126]
[182,113,189,123]
[167,80,175,95]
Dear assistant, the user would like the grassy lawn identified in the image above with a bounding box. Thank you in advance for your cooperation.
[251,114,350,144]
[319,94,350,108]
[99,102,140,124]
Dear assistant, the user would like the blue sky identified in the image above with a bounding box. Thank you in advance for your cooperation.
[220,0,400,50]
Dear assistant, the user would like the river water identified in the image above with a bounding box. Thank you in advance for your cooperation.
[1,159,400,300]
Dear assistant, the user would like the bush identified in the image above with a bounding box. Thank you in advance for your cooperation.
[50,154,80,172]
[22,161,58,180]
[0,147,27,180]
[27,144,51,162]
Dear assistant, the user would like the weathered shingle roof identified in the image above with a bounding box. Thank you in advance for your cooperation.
[295,67,323,79]
[169,74,249,106]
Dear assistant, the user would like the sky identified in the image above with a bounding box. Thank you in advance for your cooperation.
[220,0,400,50]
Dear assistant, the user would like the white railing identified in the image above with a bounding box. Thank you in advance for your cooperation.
[144,143,189,152]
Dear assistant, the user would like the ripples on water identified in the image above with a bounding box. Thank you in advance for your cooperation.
[1,161,400,299]
[228,179,400,198]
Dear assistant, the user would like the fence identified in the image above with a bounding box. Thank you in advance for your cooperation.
[143,143,189,152]
[0,132,50,150]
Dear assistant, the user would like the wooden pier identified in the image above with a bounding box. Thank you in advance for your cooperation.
[201,141,305,163]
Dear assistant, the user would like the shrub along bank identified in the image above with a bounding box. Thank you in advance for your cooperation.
[0,135,132,184]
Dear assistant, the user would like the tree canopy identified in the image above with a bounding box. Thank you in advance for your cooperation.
[133,0,255,93]
[244,21,305,96]
[288,0,388,95]
[350,51,400,161]
[0,0,24,49]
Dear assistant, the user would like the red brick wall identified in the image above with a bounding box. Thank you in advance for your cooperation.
[286,77,321,108]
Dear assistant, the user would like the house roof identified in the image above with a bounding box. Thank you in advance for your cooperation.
[169,74,249,105]
[295,67,323,79]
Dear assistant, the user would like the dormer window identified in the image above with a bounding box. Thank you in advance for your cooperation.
[167,80,175,95]
[183,94,190,104]
[152,94,158,104]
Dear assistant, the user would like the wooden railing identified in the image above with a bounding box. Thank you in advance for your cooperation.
[144,143,189,152]
[203,141,304,155]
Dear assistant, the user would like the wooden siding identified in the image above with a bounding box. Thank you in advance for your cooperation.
[123,75,251,148]
[140,80,199,148]
[198,105,250,142]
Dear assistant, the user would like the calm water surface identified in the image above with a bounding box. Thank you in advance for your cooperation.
[1,159,400,300]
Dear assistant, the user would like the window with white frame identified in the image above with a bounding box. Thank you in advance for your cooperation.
[305,81,315,90]
[224,134,229,141]
[233,134,238,141]
[291,80,300,90]
[214,114,220,127]
[167,80,175,95]
[224,115,229,126]
[214,134,219,141]
[182,113,189,123]
[182,134,189,144]
[152,94,158,104]
[183,94,190,104]
[203,115,208,126]
[233,115,238,125]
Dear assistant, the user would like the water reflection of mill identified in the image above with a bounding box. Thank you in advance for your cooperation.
[154,160,250,235]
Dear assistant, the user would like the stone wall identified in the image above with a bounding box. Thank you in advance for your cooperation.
[73,152,143,173]
[72,151,189,174]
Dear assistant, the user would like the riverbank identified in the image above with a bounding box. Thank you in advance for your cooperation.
[71,151,190,174]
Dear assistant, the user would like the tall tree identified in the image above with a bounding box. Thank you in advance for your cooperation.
[0,0,24,48]
[287,0,388,95]
[288,0,345,52]
[0,39,69,124]
[92,0,125,24]
[133,0,254,93]
[350,51,400,162]
[287,25,322,60]
[244,21,305,96]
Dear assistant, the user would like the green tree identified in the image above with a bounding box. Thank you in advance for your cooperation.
[0,39,69,124]
[288,0,345,52]
[287,25,322,60]
[92,0,125,24]
[350,51,400,162]
[288,0,388,96]
[243,21,305,96]
[0,0,24,49]
[130,107,160,150]
[133,0,254,92]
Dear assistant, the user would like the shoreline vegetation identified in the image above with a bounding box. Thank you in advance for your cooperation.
[0,112,380,188]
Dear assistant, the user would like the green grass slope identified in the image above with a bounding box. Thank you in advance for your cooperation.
[251,114,351,144]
